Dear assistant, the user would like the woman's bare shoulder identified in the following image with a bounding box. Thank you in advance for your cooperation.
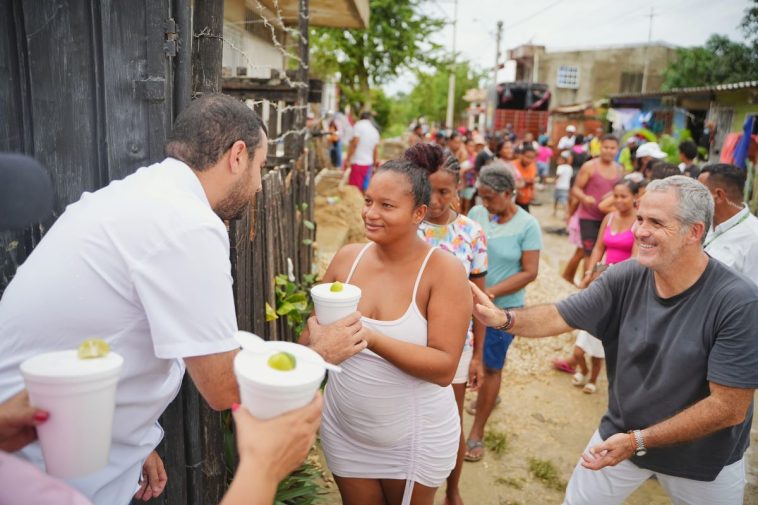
[324,242,369,282]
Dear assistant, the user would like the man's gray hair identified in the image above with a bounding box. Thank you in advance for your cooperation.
[646,175,714,243]
[477,162,516,194]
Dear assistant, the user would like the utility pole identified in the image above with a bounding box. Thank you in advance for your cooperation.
[493,20,503,92]
[641,7,655,93]
[445,0,459,129]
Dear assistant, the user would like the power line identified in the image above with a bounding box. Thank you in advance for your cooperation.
[508,0,567,30]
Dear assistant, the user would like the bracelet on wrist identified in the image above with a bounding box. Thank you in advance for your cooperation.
[496,308,515,332]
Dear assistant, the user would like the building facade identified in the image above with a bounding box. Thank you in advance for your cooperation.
[510,43,677,108]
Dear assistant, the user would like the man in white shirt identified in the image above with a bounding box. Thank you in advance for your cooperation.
[343,111,380,192]
[0,94,365,504]
[558,125,577,150]
[553,151,573,216]
[699,163,758,286]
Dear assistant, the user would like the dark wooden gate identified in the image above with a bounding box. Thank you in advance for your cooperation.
[0,0,179,288]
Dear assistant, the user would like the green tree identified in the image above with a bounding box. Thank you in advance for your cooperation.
[310,0,445,110]
[662,3,758,91]
[388,61,484,132]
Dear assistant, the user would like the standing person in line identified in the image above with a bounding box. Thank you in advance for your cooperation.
[588,127,604,158]
[571,135,623,271]
[678,140,700,178]
[553,179,640,394]
[558,125,577,150]
[513,145,538,213]
[553,151,573,217]
[405,143,488,505]
[344,111,380,192]
[0,95,364,504]
[474,135,499,174]
[447,131,468,164]
[536,138,553,184]
[469,176,758,505]
[409,124,424,147]
[463,165,542,462]
[617,137,638,173]
[302,160,472,505]
[699,163,758,285]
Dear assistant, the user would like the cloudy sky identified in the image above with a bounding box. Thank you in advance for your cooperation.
[385,0,751,95]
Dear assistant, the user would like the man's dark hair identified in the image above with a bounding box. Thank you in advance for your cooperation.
[601,134,619,144]
[375,159,431,207]
[166,94,267,172]
[649,161,680,180]
[678,140,698,161]
[521,144,536,154]
[700,163,746,200]
[360,111,373,120]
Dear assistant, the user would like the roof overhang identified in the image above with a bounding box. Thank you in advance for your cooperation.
[256,0,369,28]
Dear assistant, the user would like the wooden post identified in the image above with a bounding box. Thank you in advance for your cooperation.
[192,0,224,95]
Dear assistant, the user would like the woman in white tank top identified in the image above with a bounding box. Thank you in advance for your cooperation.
[301,160,472,505]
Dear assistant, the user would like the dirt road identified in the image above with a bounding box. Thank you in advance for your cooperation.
[314,184,758,505]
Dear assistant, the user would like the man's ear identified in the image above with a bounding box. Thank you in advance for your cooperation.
[228,140,247,175]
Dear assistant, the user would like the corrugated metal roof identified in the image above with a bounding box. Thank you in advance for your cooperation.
[611,81,758,99]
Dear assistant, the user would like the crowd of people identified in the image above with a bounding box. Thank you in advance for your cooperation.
[0,98,757,505]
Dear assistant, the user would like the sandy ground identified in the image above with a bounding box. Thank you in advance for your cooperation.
[312,184,758,505]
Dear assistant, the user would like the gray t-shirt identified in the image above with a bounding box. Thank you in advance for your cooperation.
[557,258,758,481]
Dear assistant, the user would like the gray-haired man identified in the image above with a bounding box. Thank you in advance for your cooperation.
[472,176,758,504]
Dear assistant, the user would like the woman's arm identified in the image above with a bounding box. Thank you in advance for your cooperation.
[361,252,472,387]
[468,275,487,390]
[486,250,540,298]
[597,193,615,214]
[579,214,610,288]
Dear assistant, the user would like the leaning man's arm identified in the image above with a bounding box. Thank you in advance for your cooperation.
[642,382,754,449]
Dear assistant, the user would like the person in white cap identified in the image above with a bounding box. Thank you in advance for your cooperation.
[635,141,667,180]
[558,125,577,150]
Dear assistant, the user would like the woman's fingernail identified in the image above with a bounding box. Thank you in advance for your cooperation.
[231,403,239,412]
[33,411,49,423]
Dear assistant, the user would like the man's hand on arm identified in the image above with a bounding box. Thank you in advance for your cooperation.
[305,312,367,365]
[184,349,240,411]
[469,281,573,338]
[582,382,755,471]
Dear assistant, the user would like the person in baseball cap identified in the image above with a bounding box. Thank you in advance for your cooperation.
[0,153,53,229]
[635,141,667,180]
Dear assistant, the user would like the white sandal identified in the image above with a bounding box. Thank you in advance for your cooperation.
[571,372,587,386]
[583,383,597,394]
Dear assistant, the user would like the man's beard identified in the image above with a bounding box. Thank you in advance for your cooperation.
[215,177,254,221]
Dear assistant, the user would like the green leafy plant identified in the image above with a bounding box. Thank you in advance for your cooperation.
[268,273,318,335]
[495,476,524,490]
[274,458,324,505]
[528,457,566,492]
[484,429,509,457]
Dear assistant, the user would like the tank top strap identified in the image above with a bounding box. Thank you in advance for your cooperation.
[411,247,437,301]
[345,242,373,283]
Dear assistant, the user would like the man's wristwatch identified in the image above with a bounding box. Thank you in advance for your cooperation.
[629,429,647,457]
[495,308,514,332]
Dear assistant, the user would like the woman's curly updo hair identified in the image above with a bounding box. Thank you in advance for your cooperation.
[403,143,461,184]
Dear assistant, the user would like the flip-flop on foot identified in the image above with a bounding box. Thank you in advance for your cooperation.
[464,439,485,462]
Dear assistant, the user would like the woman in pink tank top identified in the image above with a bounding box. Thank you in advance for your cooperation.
[580,179,639,287]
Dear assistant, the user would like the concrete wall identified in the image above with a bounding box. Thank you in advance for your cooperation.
[715,89,758,132]
[223,0,286,78]
[536,45,677,107]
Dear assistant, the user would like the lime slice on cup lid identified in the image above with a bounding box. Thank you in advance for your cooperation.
[77,339,110,359]
[330,281,344,293]
[267,351,297,371]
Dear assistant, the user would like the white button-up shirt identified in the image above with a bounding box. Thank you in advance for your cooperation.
[705,205,758,286]
[0,158,240,504]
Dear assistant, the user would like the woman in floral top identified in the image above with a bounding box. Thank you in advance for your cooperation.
[405,143,487,505]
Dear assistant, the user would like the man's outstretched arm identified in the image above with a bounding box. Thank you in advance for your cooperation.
[470,281,573,337]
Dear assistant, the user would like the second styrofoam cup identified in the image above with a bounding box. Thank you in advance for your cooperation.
[310,282,362,325]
